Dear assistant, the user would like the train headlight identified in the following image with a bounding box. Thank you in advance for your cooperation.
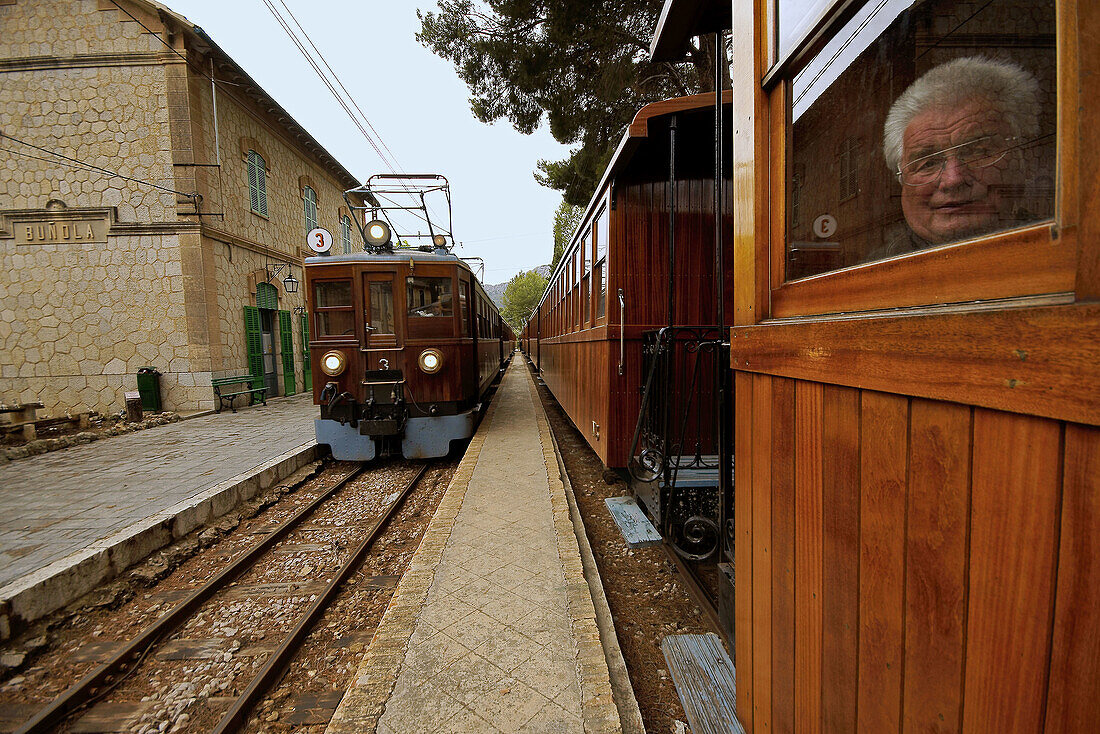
[432,234,447,248]
[418,348,443,374]
[321,350,348,376]
[364,219,392,247]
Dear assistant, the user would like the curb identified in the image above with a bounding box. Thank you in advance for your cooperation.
[0,441,320,640]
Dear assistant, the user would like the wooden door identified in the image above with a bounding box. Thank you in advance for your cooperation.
[362,272,398,371]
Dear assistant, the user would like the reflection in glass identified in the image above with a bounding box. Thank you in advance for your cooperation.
[369,281,395,334]
[777,0,836,59]
[406,277,453,318]
[786,0,1055,280]
[317,310,354,337]
[314,281,351,307]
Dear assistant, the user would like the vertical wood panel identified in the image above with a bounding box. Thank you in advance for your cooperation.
[857,392,908,734]
[735,370,755,732]
[1045,424,1100,734]
[771,377,797,734]
[902,400,971,734]
[751,376,773,734]
[821,386,860,734]
[795,381,823,734]
[963,410,1061,733]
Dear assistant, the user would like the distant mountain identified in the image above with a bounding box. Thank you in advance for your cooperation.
[484,265,551,309]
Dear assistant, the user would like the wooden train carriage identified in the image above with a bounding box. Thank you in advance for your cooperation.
[533,91,735,470]
[305,249,504,460]
[654,0,1100,731]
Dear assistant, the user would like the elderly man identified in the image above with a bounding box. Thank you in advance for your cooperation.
[879,56,1041,257]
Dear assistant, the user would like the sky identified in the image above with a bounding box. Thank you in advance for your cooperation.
[167,0,569,284]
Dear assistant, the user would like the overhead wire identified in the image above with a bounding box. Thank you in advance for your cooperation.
[259,0,452,237]
[0,132,198,200]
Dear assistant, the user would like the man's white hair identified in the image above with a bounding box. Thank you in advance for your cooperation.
[883,56,1040,172]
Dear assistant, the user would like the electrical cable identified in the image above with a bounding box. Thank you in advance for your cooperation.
[0,133,197,200]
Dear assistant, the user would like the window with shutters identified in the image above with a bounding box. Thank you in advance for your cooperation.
[341,215,353,253]
[247,150,268,217]
[256,281,278,310]
[303,186,318,231]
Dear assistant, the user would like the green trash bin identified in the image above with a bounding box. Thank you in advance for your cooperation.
[136,367,162,412]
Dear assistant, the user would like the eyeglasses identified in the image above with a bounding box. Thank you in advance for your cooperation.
[897,135,1016,186]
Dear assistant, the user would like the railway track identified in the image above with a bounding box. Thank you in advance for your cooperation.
[10,460,437,734]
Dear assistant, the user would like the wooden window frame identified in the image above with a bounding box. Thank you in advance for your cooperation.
[312,279,355,340]
[746,0,1081,321]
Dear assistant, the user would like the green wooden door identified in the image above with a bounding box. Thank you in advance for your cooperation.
[279,310,295,395]
[243,306,264,389]
[300,313,312,391]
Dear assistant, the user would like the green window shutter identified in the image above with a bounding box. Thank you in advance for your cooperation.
[300,313,312,391]
[256,281,277,310]
[279,310,295,395]
[248,151,268,216]
[243,306,264,389]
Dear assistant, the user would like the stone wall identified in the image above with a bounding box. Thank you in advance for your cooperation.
[1,0,358,415]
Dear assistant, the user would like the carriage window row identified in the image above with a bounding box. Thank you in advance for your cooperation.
[544,202,609,337]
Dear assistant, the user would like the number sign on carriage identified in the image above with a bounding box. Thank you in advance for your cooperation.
[307,227,333,253]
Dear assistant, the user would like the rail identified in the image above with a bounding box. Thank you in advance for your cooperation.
[14,463,428,734]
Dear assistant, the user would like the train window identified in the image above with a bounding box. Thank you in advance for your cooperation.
[313,280,354,337]
[368,281,395,334]
[777,0,834,60]
[582,235,590,276]
[460,281,470,336]
[595,204,608,321]
[406,277,453,318]
[783,0,1056,281]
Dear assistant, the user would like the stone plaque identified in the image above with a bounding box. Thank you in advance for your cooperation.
[14,216,108,245]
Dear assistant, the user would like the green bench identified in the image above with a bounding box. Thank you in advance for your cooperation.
[211,375,267,413]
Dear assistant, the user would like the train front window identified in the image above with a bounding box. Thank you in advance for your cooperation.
[783,0,1056,281]
[313,281,354,337]
[369,281,394,335]
[406,277,453,318]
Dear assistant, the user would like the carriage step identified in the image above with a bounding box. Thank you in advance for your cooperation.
[661,633,745,734]
[604,496,662,548]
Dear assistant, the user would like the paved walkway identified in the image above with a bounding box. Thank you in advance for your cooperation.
[326,361,629,734]
[0,394,318,635]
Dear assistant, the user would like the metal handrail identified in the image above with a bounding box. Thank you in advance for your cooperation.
[618,288,626,376]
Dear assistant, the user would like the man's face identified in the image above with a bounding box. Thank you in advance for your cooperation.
[900,97,1012,244]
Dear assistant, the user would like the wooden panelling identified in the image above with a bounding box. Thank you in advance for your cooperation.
[729,304,1100,427]
[963,410,1060,733]
[856,392,907,734]
[740,376,1100,733]
[903,400,970,733]
[1045,424,1100,734]
[794,381,823,734]
[750,376,772,734]
[821,386,859,734]
[734,371,755,732]
[770,377,796,734]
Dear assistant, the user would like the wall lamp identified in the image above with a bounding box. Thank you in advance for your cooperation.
[267,262,299,293]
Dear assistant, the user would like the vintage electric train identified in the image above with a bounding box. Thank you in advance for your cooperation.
[305,175,509,461]
[525,0,1099,730]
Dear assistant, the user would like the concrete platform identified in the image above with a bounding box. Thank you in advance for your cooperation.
[326,360,640,734]
[0,393,319,638]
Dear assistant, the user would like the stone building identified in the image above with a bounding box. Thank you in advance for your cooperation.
[0,0,364,414]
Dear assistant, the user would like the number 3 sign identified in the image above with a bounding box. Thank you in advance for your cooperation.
[307,227,333,253]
